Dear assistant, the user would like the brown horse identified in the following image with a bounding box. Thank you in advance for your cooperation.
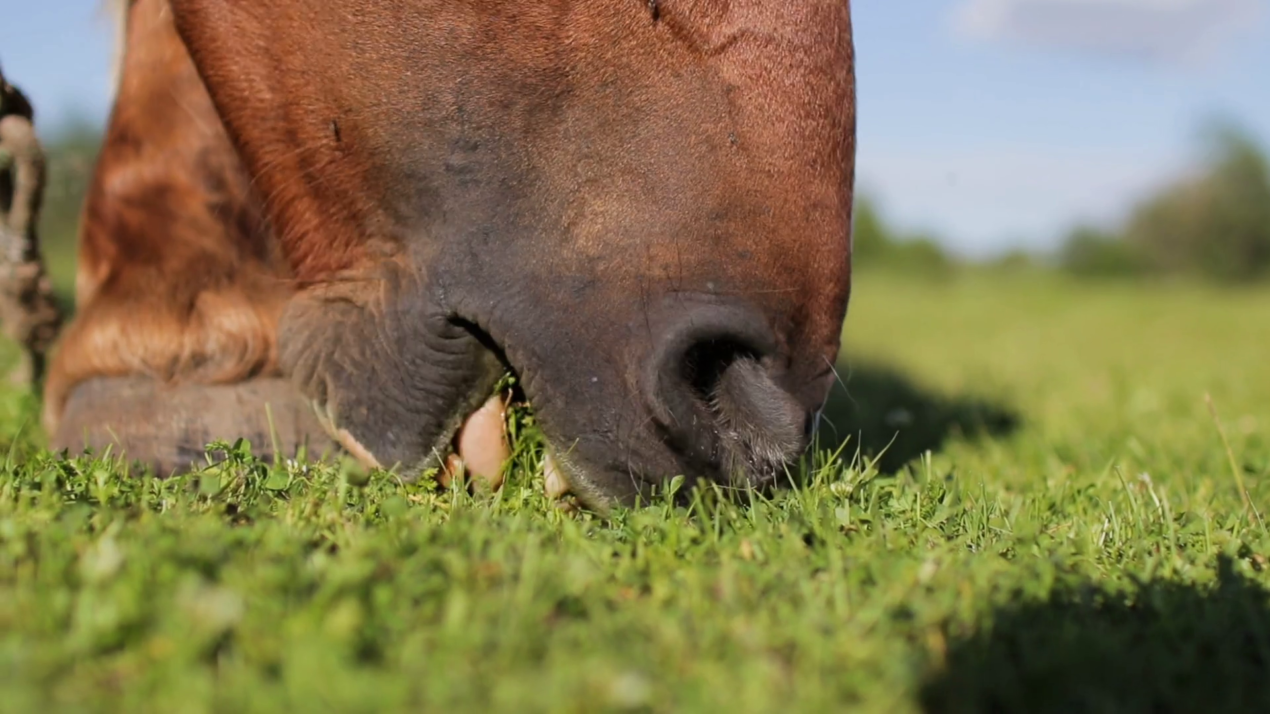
[45,0,857,511]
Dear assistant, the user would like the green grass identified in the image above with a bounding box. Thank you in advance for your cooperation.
[0,269,1267,713]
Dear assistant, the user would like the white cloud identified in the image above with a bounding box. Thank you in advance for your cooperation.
[953,0,1265,66]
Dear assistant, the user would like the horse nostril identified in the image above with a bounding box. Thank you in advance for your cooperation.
[682,338,759,405]
[706,356,808,470]
[646,304,774,427]
[646,303,808,483]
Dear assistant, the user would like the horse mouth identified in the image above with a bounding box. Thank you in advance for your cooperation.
[423,317,598,511]
[430,387,620,513]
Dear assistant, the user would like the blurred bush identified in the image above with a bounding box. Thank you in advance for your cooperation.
[853,193,956,277]
[36,118,102,303]
[1059,224,1144,278]
[1059,121,1270,284]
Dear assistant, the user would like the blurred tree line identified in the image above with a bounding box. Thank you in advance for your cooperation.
[36,118,101,304]
[851,193,955,276]
[1060,122,1270,284]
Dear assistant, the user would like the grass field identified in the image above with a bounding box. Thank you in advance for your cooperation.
[0,269,1267,713]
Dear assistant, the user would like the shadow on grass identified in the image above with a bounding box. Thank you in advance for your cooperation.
[921,556,1270,714]
[815,359,1020,474]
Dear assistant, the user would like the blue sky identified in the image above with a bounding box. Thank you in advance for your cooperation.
[1,0,1267,257]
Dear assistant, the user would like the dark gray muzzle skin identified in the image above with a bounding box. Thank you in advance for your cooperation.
[643,295,812,486]
[443,281,825,511]
[276,103,840,512]
[273,110,845,512]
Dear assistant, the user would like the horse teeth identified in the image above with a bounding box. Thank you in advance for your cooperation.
[439,452,465,489]
[454,393,510,490]
[543,451,571,500]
